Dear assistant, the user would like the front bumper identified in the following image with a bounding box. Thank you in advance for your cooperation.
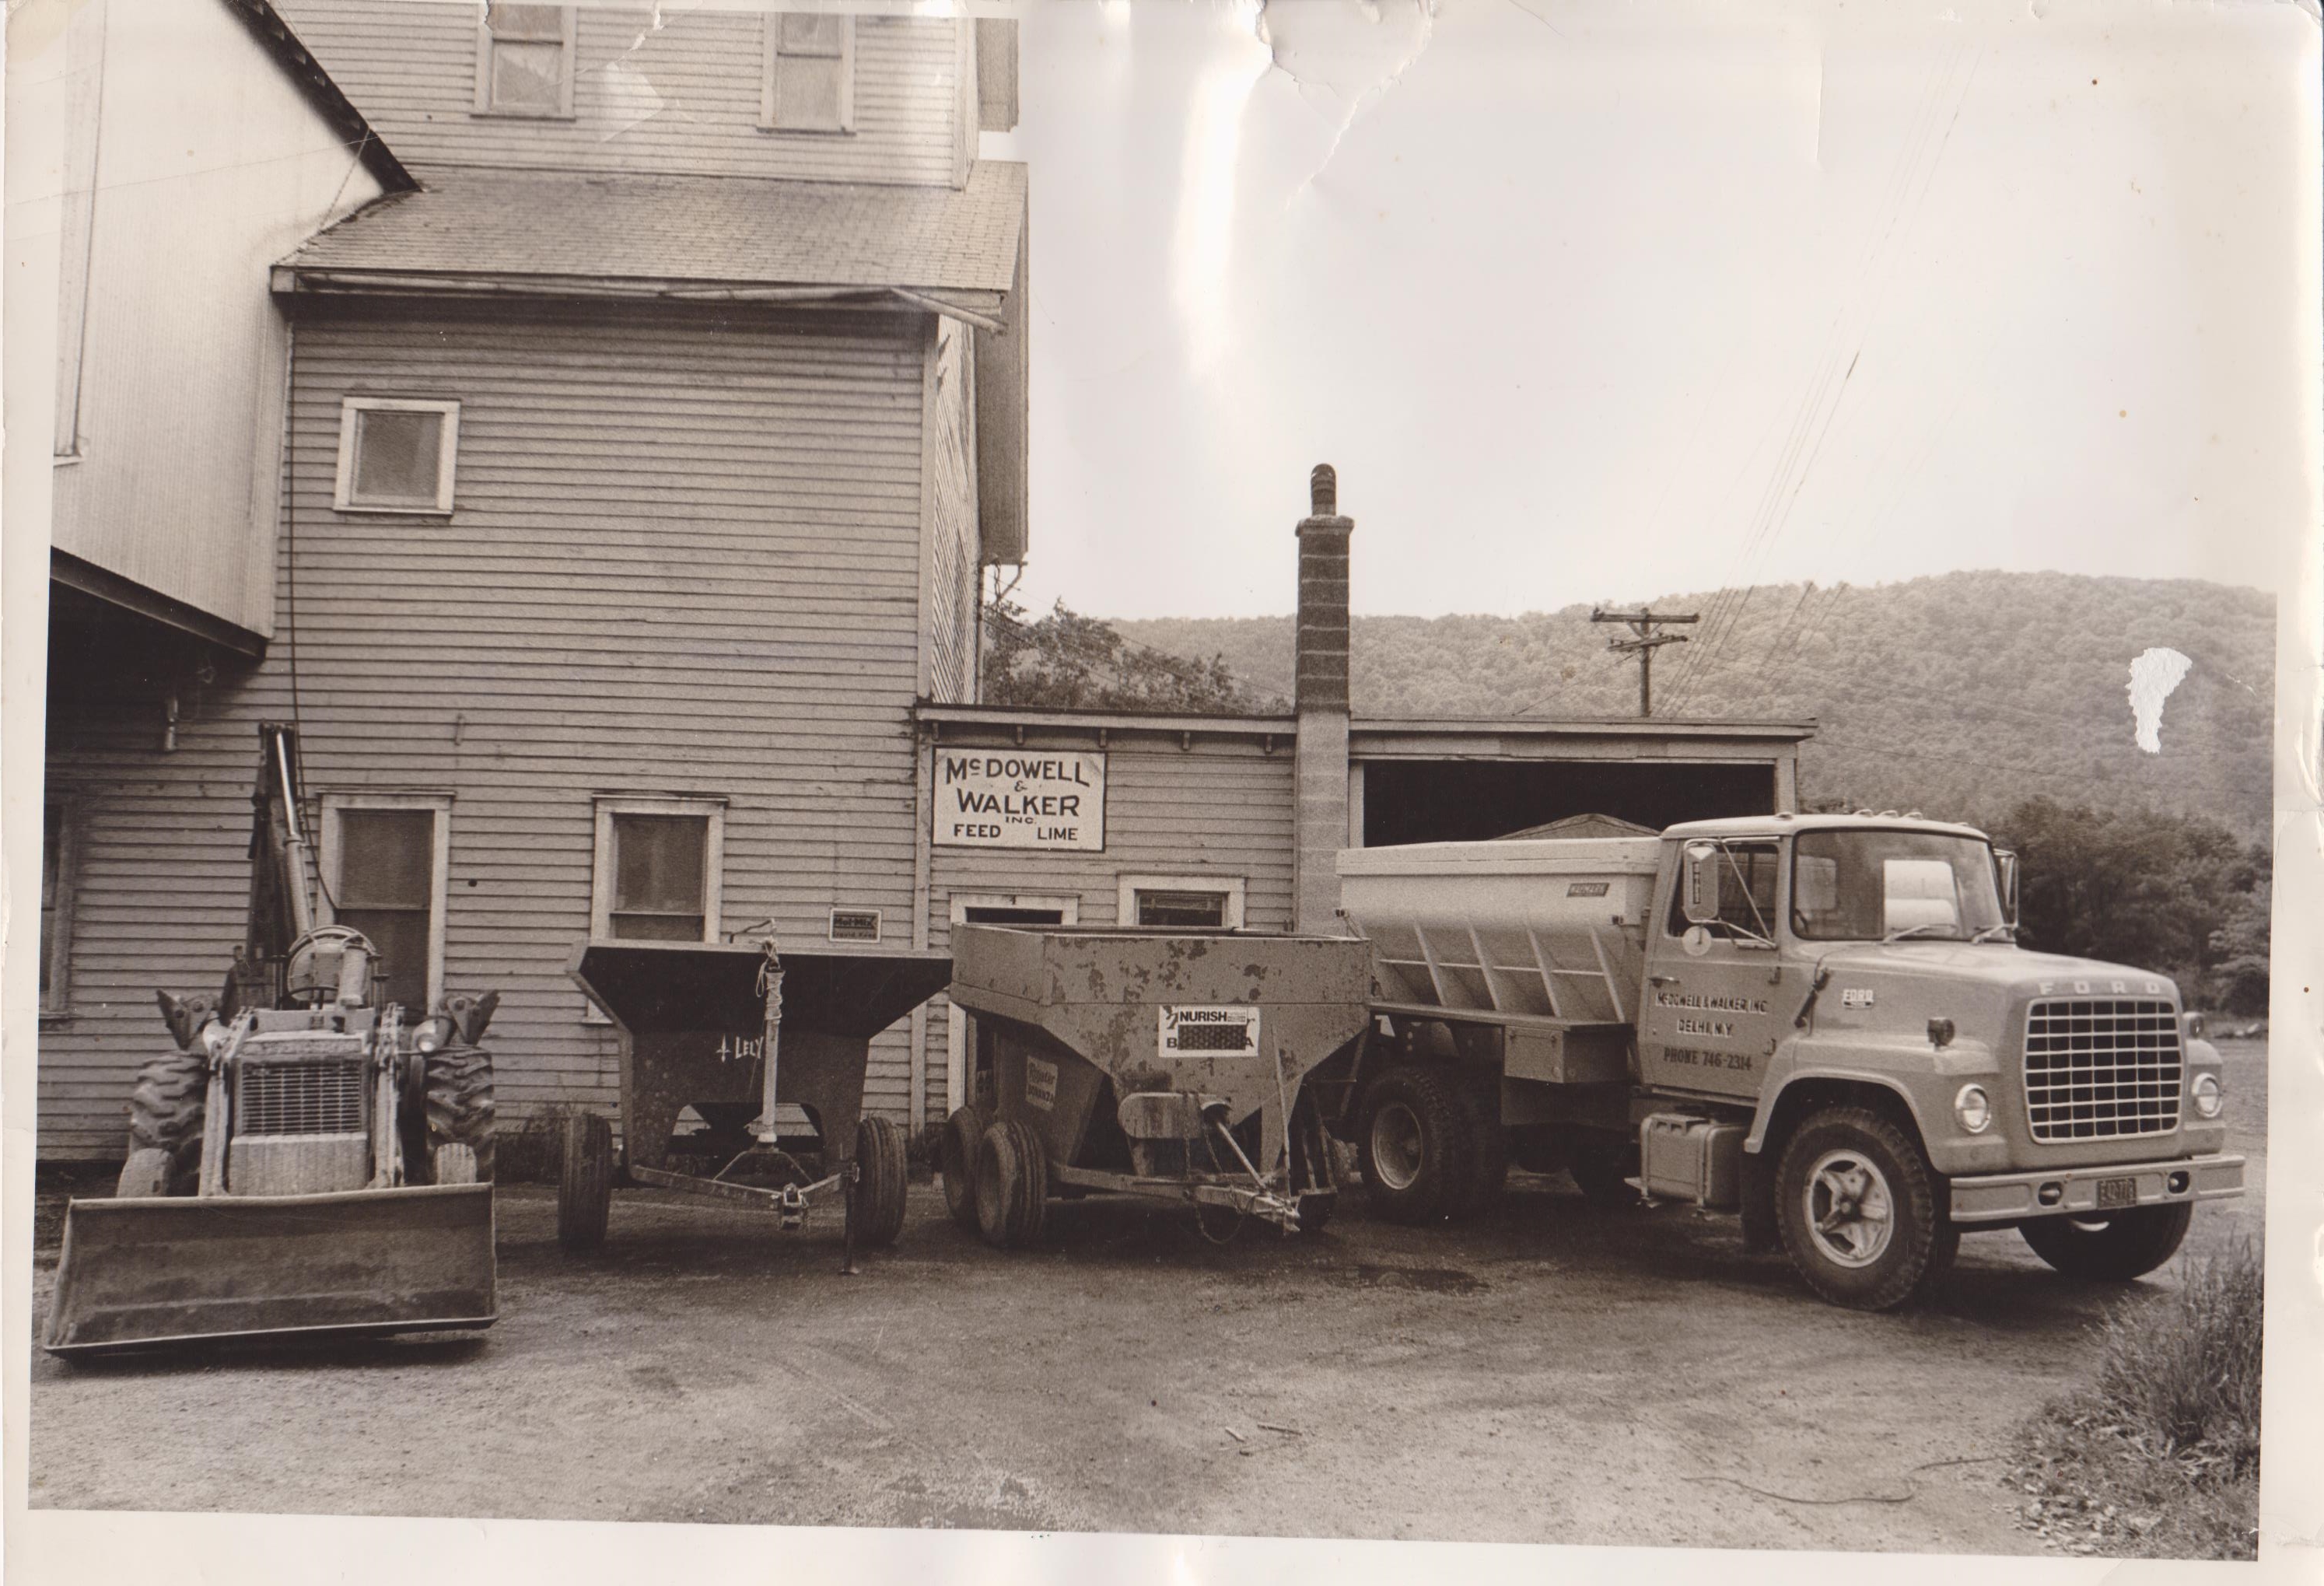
[1948,1153,2245,1226]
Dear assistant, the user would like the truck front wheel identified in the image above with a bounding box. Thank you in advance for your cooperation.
[2019,1203,2193,1281]
[1775,1108,1955,1311]
[1356,1066,1472,1224]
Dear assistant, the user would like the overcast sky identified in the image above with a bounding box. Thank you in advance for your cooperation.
[977,0,2318,620]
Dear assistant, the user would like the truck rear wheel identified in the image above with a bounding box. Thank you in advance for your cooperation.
[424,1043,496,1183]
[557,1112,614,1252]
[1775,1107,1950,1311]
[2020,1203,2193,1281]
[125,1049,208,1196]
[973,1117,1049,1249]
[853,1115,909,1247]
[1356,1066,1472,1224]
[940,1103,992,1233]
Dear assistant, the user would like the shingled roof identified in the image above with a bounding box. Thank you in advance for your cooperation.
[274,161,1027,300]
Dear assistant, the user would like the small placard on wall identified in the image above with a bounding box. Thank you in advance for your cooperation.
[828,909,882,943]
[933,750,1106,851]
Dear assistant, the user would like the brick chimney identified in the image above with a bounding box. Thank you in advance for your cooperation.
[1292,464,1353,935]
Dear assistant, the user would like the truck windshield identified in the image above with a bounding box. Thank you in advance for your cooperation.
[1790,830,2007,942]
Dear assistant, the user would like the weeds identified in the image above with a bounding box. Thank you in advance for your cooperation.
[2009,1238,2263,1559]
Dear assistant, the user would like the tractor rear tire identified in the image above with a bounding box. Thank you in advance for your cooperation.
[973,1117,1048,1250]
[2020,1203,2193,1282]
[115,1148,173,1199]
[1356,1066,1473,1224]
[853,1114,909,1248]
[425,1043,497,1183]
[125,1049,208,1196]
[940,1103,992,1233]
[558,1112,614,1252]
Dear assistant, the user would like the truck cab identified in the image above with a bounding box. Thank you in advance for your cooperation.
[1329,812,2245,1310]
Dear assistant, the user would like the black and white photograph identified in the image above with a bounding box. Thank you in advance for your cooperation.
[3,2,2317,1581]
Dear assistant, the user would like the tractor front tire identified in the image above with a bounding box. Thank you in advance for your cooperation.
[973,1117,1048,1250]
[125,1049,208,1196]
[2020,1203,2193,1282]
[558,1112,614,1252]
[1356,1066,1473,1224]
[424,1043,497,1183]
[1775,1107,1953,1311]
[940,1103,992,1233]
[854,1114,909,1248]
[115,1148,173,1199]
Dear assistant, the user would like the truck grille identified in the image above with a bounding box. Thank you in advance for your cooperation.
[237,1058,368,1137]
[2022,998,2182,1142]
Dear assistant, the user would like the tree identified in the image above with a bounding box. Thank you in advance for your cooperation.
[982,593,1278,713]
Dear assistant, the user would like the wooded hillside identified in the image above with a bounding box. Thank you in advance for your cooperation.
[1116,572,2274,841]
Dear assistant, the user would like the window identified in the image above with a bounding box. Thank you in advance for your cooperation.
[475,3,576,117]
[761,12,854,133]
[1118,875,1245,930]
[40,799,78,1017]
[1665,841,1779,940]
[591,797,725,942]
[334,399,460,515]
[1790,830,2006,943]
[321,794,452,1014]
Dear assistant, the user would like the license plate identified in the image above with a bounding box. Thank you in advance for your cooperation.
[2096,1176,2137,1209]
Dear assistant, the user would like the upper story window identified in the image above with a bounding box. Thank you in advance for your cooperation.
[476,4,577,118]
[761,12,854,134]
[334,398,460,516]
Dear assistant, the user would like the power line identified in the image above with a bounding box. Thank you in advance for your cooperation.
[1591,607,1699,716]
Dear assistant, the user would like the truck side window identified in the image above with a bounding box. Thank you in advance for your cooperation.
[1665,841,1780,939]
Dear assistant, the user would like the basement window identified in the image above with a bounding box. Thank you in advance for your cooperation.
[475,4,577,118]
[1118,875,1246,930]
[761,12,854,133]
[334,398,460,515]
[321,794,452,1014]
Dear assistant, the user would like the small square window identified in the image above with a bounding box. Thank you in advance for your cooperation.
[761,12,853,133]
[477,3,576,117]
[1118,875,1246,930]
[334,399,460,515]
[591,797,726,947]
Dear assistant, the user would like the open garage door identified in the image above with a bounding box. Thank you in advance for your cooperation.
[1360,758,1776,847]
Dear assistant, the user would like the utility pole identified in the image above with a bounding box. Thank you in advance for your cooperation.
[1591,607,1699,717]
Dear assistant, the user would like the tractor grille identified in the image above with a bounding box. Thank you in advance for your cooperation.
[2022,998,2182,1143]
[237,1058,367,1137]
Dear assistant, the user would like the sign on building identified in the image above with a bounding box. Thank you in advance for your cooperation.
[934,750,1107,850]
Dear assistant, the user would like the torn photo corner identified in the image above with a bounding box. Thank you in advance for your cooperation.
[5,1,2317,1584]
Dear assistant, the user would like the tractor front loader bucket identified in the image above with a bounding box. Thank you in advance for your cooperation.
[43,1182,495,1356]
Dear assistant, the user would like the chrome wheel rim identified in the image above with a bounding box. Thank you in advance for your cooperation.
[1370,1101,1426,1192]
[1803,1148,1895,1269]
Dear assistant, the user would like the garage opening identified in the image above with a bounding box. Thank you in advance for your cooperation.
[1360,759,1776,847]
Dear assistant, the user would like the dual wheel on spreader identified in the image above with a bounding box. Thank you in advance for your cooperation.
[555,1112,912,1253]
[938,1104,1050,1248]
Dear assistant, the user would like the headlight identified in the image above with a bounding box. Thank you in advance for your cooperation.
[412,1016,452,1056]
[1953,1083,1993,1134]
[2190,1071,2223,1119]
[2182,1011,2207,1041]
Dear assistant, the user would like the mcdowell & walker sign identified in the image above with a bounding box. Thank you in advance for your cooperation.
[933,750,1107,851]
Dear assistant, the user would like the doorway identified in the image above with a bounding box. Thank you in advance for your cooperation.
[944,892,1080,1113]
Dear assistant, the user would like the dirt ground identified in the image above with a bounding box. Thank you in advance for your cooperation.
[26,1038,2268,1553]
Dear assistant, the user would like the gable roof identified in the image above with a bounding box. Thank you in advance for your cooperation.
[273,161,1027,304]
[219,0,411,192]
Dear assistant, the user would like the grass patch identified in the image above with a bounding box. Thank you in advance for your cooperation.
[2009,1239,2263,1559]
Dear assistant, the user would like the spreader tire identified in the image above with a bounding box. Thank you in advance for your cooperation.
[1356,1066,1473,1224]
[1775,1107,1948,1311]
[2020,1203,2193,1282]
[125,1049,208,1196]
[424,1043,497,1183]
[1297,1192,1337,1234]
[1445,1083,1509,1219]
[973,1118,1048,1250]
[557,1111,614,1252]
[940,1103,992,1233]
[854,1114,909,1248]
[1566,1130,1640,1209]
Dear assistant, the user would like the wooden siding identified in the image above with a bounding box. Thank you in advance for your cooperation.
[922,732,1297,1116]
[278,3,967,187]
[925,320,978,703]
[37,298,940,1157]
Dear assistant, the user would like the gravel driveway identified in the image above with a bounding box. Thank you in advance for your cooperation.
[26,1038,2267,1553]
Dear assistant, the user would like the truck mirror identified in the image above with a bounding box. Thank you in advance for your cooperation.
[1681,841,1723,925]
[1995,849,2020,926]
